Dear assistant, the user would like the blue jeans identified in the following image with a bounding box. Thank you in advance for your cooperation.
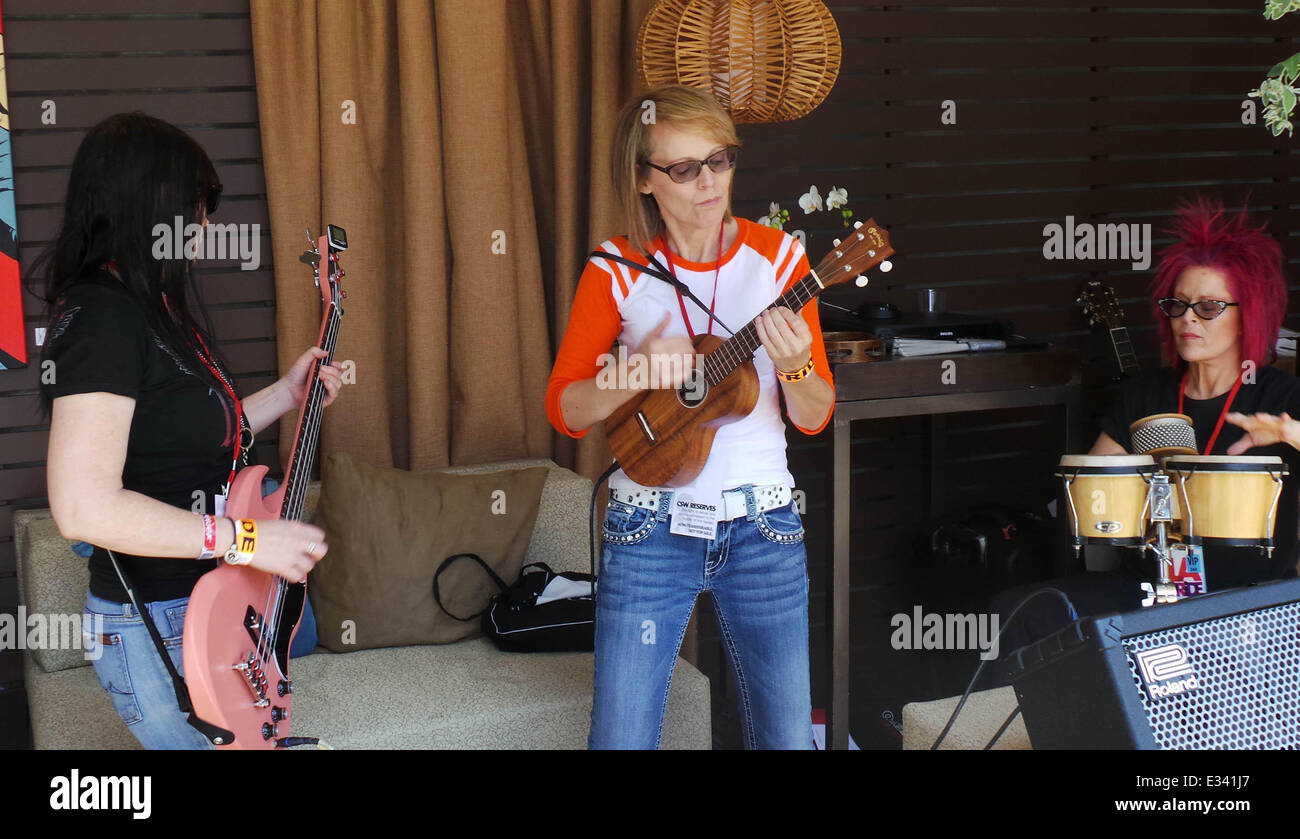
[590,485,813,749]
[83,592,215,750]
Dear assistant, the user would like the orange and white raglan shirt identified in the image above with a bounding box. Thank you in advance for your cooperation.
[546,217,835,504]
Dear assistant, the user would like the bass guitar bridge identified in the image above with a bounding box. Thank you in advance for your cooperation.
[233,652,271,708]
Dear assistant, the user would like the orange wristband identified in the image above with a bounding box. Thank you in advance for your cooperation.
[776,356,815,383]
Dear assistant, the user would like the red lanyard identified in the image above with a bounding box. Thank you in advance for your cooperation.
[1178,374,1243,455]
[661,224,726,339]
[190,330,246,489]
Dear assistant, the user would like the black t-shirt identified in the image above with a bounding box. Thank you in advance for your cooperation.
[1099,365,1300,588]
[42,277,239,602]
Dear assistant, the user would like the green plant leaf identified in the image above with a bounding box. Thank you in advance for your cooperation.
[1264,0,1300,22]
[1267,52,1300,83]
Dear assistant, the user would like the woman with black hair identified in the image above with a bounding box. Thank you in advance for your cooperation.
[36,112,345,749]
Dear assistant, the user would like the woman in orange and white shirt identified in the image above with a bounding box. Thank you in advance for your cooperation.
[547,85,834,749]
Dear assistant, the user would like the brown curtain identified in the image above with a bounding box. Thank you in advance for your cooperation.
[250,0,652,477]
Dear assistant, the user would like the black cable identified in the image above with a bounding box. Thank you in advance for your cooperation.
[929,586,1077,750]
[983,706,1022,750]
[589,250,737,336]
[589,461,621,597]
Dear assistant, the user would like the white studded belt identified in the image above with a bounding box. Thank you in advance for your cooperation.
[610,484,792,521]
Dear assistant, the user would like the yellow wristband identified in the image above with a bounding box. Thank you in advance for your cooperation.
[224,518,257,566]
[776,356,815,383]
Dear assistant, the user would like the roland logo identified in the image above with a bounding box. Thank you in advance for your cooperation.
[1134,644,1200,699]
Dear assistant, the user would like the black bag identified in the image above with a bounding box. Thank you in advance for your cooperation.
[915,505,1057,590]
[433,554,595,653]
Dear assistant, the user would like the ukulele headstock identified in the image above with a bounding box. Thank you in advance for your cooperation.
[812,219,895,290]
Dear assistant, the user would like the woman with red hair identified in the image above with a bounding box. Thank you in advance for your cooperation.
[1092,199,1300,588]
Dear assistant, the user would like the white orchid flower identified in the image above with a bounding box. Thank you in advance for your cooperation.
[798,186,823,214]
[826,186,848,210]
[769,201,781,216]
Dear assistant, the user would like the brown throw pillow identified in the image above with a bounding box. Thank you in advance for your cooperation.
[309,452,550,651]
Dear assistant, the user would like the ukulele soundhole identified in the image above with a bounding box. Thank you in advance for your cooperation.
[676,370,708,409]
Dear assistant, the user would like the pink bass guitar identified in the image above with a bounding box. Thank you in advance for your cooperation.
[183,225,347,748]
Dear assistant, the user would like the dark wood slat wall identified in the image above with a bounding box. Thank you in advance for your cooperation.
[722,1,1300,741]
[1,1,1298,749]
[0,0,277,747]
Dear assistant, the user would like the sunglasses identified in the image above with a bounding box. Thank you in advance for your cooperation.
[204,182,223,216]
[642,146,739,184]
[1156,298,1240,320]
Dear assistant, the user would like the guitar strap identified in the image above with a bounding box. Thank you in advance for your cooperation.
[105,548,235,746]
[588,250,736,337]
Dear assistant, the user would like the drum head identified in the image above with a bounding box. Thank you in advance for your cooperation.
[1057,454,1156,473]
[1163,455,1288,473]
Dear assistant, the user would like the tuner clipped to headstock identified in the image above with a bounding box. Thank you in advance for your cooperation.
[300,224,348,307]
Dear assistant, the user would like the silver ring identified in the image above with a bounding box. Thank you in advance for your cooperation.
[306,541,318,557]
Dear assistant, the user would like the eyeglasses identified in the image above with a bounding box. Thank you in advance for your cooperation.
[204,182,223,216]
[1156,298,1240,320]
[641,146,739,184]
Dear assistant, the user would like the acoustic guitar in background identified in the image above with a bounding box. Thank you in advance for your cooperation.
[1077,280,1140,379]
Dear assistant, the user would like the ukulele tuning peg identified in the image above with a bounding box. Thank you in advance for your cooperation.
[855,275,869,287]
[880,260,893,273]
[832,238,841,247]
[853,221,863,230]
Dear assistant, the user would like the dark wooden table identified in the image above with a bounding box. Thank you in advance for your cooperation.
[823,348,1081,749]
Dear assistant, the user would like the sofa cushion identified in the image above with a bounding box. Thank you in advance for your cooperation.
[14,512,96,674]
[309,453,550,651]
[902,686,1030,750]
[289,640,711,749]
[26,641,713,750]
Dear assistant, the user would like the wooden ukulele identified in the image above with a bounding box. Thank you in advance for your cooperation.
[1077,280,1140,378]
[182,225,346,748]
[605,220,894,487]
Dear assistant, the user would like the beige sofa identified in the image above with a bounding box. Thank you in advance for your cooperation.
[903,686,1030,750]
[15,458,711,749]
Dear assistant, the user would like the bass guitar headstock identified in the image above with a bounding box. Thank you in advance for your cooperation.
[299,224,348,312]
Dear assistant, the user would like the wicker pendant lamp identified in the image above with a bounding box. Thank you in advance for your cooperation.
[635,0,841,124]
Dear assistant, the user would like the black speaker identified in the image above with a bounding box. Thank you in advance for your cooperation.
[1004,579,1300,749]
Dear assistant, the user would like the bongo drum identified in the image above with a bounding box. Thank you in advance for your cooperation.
[1162,455,1288,548]
[1129,413,1197,459]
[1055,455,1157,547]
